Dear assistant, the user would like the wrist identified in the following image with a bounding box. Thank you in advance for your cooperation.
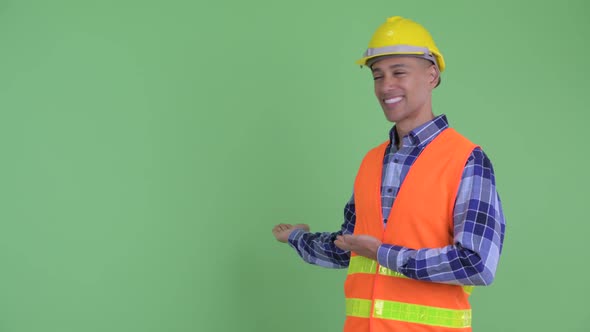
[370,242,382,260]
[287,228,305,245]
[373,242,382,256]
[377,244,405,271]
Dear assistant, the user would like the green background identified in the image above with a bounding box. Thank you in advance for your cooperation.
[1,0,588,331]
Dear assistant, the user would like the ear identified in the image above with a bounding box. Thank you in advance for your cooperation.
[427,65,440,88]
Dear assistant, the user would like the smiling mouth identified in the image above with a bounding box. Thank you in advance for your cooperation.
[384,96,403,105]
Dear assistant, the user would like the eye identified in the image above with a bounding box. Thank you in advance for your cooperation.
[373,76,383,81]
[394,71,406,77]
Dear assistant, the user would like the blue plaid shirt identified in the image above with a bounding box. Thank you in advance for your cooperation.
[288,115,506,286]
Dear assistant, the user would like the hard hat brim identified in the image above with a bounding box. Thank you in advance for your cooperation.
[357,52,427,67]
[356,45,445,72]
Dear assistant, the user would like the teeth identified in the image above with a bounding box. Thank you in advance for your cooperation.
[385,97,402,104]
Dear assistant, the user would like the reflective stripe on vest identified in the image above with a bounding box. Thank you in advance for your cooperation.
[348,255,475,296]
[346,298,472,329]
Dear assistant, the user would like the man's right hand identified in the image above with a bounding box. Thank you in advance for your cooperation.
[272,223,310,243]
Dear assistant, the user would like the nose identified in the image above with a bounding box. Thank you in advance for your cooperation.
[379,75,397,94]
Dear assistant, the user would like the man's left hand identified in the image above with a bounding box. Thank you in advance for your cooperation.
[334,234,382,260]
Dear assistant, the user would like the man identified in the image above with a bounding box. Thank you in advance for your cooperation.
[272,16,505,332]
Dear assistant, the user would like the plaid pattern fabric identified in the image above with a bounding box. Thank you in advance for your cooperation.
[288,115,506,285]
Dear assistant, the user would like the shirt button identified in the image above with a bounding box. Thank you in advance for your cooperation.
[393,158,399,163]
[387,188,393,193]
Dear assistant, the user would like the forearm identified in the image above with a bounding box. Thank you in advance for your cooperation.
[377,244,497,285]
[288,229,351,268]
[286,194,356,268]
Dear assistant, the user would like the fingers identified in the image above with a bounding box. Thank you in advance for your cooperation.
[334,235,351,251]
[334,234,362,252]
[273,223,310,234]
[272,224,294,243]
[335,240,350,251]
[272,223,293,233]
[338,234,353,243]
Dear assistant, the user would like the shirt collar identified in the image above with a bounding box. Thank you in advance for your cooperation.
[389,114,449,148]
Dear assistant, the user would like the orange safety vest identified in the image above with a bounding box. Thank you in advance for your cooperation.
[344,128,477,332]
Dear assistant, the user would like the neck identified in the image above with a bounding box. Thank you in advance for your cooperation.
[395,112,435,145]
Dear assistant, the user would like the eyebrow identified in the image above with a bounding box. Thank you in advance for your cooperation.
[371,63,409,72]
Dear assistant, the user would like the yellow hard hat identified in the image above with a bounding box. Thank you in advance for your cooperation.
[356,16,445,72]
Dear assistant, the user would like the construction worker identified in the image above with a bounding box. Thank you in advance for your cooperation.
[272,16,506,332]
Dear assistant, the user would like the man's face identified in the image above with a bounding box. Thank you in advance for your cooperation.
[371,56,438,123]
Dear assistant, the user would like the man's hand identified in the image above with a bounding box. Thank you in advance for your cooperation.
[334,234,382,260]
[272,223,310,243]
